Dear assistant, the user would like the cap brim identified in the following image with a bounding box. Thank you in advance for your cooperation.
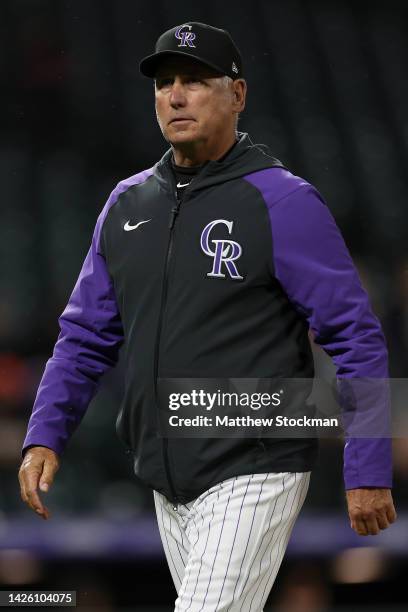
[139,50,226,78]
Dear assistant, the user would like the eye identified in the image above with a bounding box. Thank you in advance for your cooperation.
[156,78,173,89]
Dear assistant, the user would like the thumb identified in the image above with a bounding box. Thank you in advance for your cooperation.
[39,460,59,492]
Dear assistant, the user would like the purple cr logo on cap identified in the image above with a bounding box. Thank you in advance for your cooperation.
[175,24,197,48]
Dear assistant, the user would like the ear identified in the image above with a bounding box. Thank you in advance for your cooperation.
[232,79,247,113]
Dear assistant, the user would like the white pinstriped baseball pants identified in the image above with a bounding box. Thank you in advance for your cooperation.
[153,471,310,611]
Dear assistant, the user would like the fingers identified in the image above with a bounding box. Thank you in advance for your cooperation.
[351,517,369,536]
[362,514,380,536]
[350,513,380,536]
[350,510,395,536]
[18,448,59,520]
[386,502,397,524]
[376,513,390,531]
[350,506,391,535]
[18,454,40,508]
[19,458,47,518]
[39,457,60,493]
[347,489,397,536]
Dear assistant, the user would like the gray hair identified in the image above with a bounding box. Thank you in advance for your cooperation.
[218,76,240,129]
[218,75,234,89]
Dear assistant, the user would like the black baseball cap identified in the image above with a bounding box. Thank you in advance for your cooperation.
[139,22,243,80]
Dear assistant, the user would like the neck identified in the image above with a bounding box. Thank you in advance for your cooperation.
[171,131,238,167]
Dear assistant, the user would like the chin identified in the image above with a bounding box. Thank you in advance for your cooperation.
[166,124,199,143]
[169,134,197,147]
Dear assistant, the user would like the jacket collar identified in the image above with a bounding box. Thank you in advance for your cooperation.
[153,132,285,195]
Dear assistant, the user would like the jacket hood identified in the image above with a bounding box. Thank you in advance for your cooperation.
[153,132,286,194]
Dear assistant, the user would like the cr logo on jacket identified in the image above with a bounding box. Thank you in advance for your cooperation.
[200,219,244,280]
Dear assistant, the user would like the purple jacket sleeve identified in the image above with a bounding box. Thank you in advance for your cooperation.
[246,173,392,489]
[22,189,125,457]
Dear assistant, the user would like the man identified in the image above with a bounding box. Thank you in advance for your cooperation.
[19,22,396,611]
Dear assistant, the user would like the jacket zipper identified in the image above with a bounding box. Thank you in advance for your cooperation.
[153,188,182,510]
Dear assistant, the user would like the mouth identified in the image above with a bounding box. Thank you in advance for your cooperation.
[169,118,195,124]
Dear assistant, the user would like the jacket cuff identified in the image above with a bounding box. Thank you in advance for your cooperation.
[344,437,393,489]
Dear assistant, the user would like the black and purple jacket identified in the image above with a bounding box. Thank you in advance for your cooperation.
[23,132,392,504]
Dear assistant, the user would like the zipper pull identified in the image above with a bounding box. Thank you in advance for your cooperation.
[169,199,181,229]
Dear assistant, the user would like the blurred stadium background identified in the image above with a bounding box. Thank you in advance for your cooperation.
[1,0,408,609]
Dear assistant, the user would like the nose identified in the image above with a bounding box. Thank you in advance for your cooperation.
[169,78,187,108]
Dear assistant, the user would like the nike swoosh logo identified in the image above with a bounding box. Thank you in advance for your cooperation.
[177,182,190,188]
[124,219,151,231]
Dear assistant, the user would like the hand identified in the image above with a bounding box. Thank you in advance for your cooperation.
[346,487,397,536]
[18,446,60,520]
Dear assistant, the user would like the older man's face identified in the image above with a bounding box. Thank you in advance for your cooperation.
[154,56,236,146]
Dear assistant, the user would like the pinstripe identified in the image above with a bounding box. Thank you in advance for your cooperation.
[170,510,188,570]
[254,473,302,610]
[256,473,308,610]
[228,472,274,612]
[198,478,241,612]
[260,473,309,605]
[183,488,221,611]
[221,473,268,611]
[257,474,301,607]
[175,504,189,553]
[180,522,189,554]
[237,476,285,611]
[248,474,292,611]
[266,472,310,589]
[157,472,310,611]
[155,491,191,574]
[178,495,212,608]
[283,473,309,556]
[157,493,182,586]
